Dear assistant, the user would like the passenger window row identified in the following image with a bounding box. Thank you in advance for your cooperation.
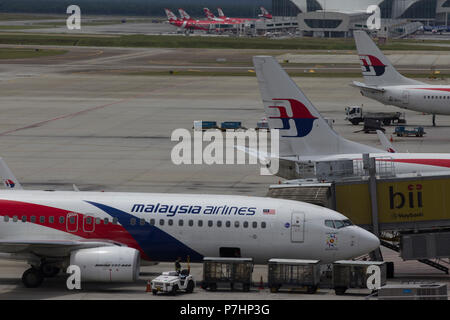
[2,215,267,229]
[2,215,118,225]
[131,218,267,229]
[424,95,450,99]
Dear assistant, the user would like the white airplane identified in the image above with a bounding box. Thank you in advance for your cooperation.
[352,31,450,126]
[252,56,450,175]
[0,188,379,288]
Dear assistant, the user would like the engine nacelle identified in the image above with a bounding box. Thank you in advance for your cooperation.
[69,246,140,282]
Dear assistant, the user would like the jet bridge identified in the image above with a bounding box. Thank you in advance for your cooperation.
[267,157,450,274]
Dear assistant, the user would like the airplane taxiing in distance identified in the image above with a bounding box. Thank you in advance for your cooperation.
[352,31,450,126]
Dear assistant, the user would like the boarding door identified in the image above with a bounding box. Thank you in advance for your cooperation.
[291,212,305,243]
[402,90,409,105]
[66,212,79,233]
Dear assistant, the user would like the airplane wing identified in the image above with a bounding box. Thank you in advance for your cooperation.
[376,130,396,153]
[0,239,121,257]
[351,81,385,93]
[235,145,297,163]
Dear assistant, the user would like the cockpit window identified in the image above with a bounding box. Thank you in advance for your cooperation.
[343,219,353,227]
[325,220,335,228]
[325,219,353,229]
[333,220,345,229]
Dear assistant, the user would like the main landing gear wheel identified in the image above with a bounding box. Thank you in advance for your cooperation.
[22,268,44,288]
[42,264,60,278]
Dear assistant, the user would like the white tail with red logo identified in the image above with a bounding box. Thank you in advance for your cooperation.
[203,8,216,20]
[217,8,226,18]
[164,8,178,21]
[178,8,191,21]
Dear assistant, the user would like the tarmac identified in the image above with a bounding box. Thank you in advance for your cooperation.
[0,34,449,300]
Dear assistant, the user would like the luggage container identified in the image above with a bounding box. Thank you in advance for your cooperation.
[193,121,218,131]
[220,121,245,131]
[201,257,253,291]
[267,259,321,293]
[378,283,447,300]
[255,119,269,131]
[332,261,387,295]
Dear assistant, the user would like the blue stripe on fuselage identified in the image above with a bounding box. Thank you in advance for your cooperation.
[85,201,204,262]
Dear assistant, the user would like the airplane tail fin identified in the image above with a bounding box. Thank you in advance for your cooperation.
[253,56,383,157]
[354,31,421,86]
[164,8,178,21]
[0,158,23,190]
[178,8,190,21]
[217,8,226,18]
[203,8,216,20]
[259,7,273,19]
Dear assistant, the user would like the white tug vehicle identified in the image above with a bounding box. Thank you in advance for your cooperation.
[151,269,195,295]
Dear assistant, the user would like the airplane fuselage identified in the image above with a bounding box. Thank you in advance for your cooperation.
[297,152,450,175]
[0,191,377,264]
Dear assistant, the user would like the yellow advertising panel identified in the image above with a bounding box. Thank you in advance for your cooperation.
[377,179,450,223]
[335,178,450,224]
[335,183,372,225]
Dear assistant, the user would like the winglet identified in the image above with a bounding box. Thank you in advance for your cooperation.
[0,158,23,190]
[376,130,396,153]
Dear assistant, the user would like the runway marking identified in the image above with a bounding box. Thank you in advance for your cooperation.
[0,96,142,136]
[0,80,200,137]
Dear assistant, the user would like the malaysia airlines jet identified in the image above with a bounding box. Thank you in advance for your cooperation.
[0,188,379,288]
[252,56,450,176]
[353,31,450,126]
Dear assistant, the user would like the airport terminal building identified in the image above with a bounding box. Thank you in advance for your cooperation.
[269,0,450,37]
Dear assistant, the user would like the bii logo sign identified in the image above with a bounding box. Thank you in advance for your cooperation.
[171,129,279,175]
[66,5,81,30]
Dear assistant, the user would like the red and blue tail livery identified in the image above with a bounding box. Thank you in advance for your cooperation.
[359,55,386,77]
[269,99,317,137]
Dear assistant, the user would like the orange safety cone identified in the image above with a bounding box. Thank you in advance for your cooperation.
[390,135,394,143]
[258,276,264,290]
[146,280,152,292]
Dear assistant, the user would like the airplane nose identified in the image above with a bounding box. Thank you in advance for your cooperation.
[358,229,380,254]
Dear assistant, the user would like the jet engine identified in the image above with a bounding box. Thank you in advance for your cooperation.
[69,246,140,282]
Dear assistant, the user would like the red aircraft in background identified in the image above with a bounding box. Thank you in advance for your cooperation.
[165,8,239,33]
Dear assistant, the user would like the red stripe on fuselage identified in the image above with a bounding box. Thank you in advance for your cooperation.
[380,158,450,168]
[414,88,450,92]
[0,200,150,260]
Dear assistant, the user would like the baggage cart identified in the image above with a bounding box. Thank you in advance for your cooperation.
[332,260,387,295]
[202,257,254,291]
[267,259,321,293]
